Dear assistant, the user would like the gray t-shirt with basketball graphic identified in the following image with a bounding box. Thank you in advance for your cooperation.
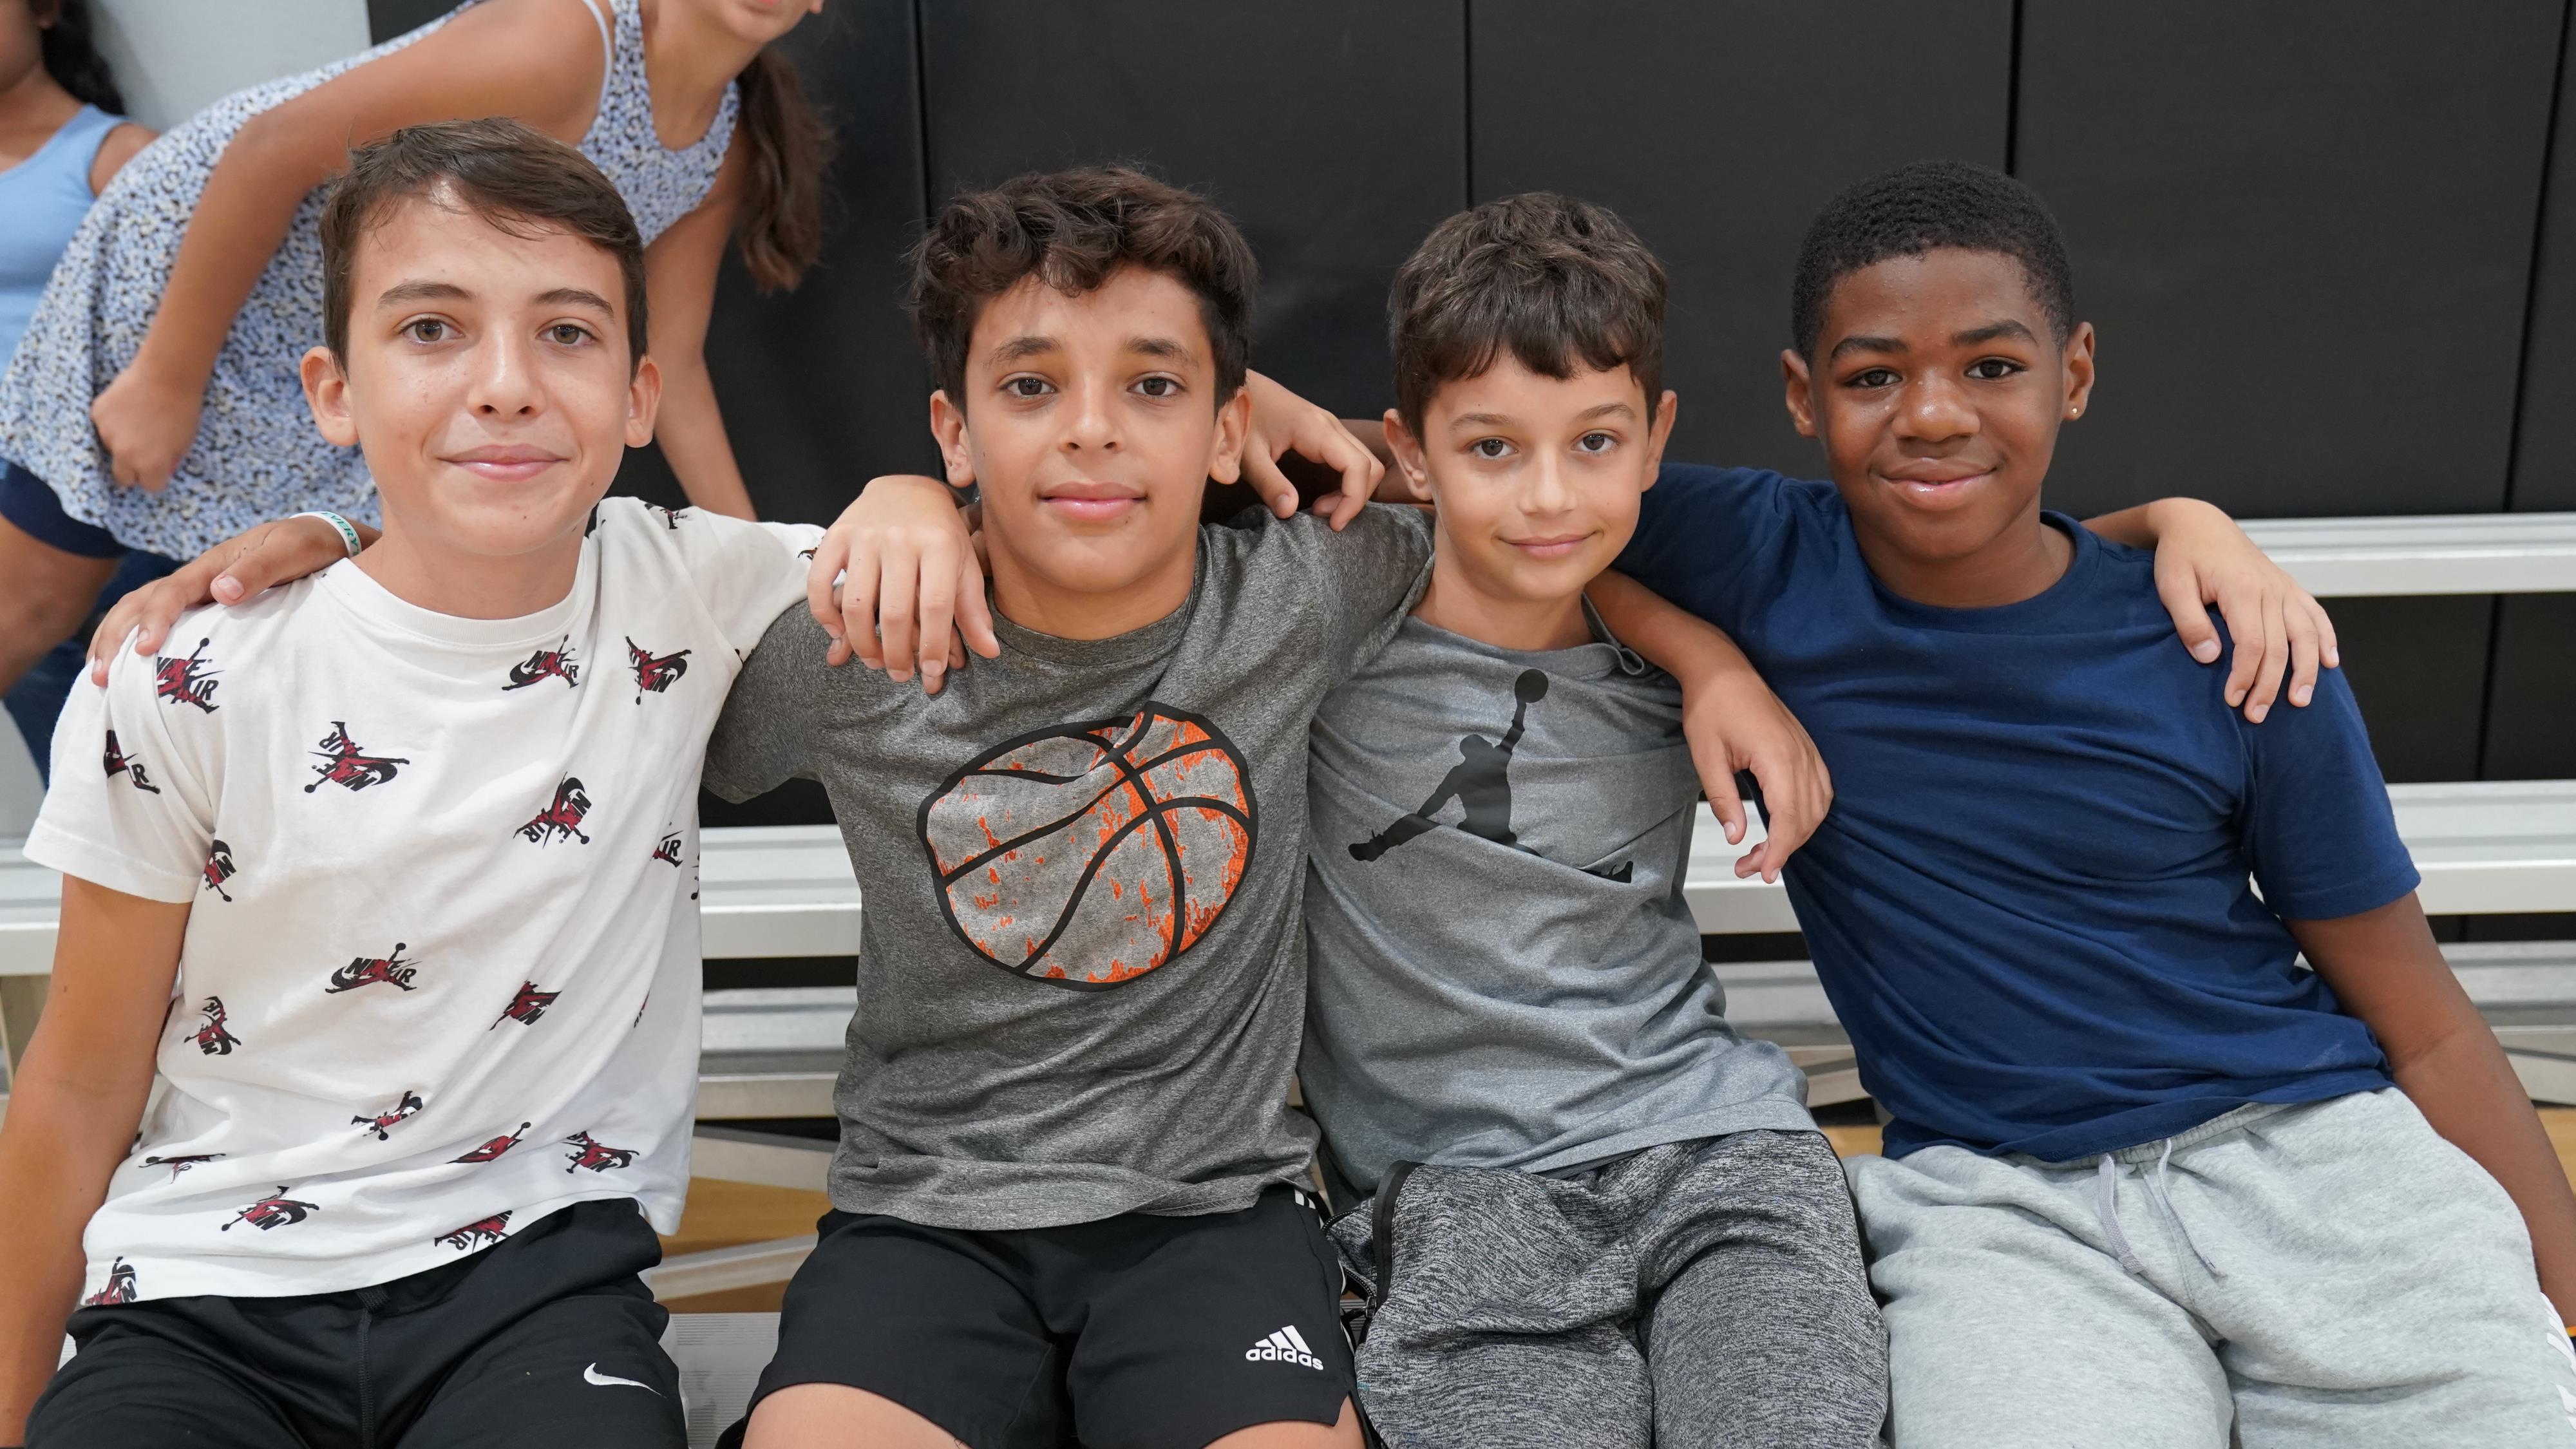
[706,505,1432,1231]
[1302,612,1815,1197]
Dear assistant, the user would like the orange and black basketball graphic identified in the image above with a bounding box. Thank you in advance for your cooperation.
[921,704,1256,989]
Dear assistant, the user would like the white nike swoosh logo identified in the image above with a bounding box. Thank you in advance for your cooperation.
[583,1363,659,1394]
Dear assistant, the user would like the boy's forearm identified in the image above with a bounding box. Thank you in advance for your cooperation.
[0,1084,145,1439]
[2387,1030,2576,1325]
[2297,899,2576,1325]
[2083,497,2231,549]
[1584,569,1759,685]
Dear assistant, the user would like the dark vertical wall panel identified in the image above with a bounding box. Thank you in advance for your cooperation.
[1469,1,2011,473]
[2511,4,2576,513]
[368,0,446,42]
[2483,595,2576,779]
[2016,3,2560,521]
[918,3,1464,421]
[2325,598,2496,784]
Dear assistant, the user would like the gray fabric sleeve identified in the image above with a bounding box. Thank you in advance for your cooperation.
[704,606,832,802]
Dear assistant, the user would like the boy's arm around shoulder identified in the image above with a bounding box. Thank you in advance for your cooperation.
[0,879,189,1441]
[2085,498,2338,724]
[1584,570,1830,884]
[2290,898,2576,1329]
[631,500,826,661]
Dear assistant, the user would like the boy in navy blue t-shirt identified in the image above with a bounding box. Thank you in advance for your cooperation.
[1611,160,2576,1447]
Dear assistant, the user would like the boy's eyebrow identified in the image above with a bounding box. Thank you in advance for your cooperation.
[533,287,616,315]
[1954,320,2038,346]
[988,334,1059,368]
[376,279,472,307]
[1126,335,1197,365]
[1828,334,1905,362]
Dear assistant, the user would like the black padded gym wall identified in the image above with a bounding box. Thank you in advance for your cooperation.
[1470,1,2012,474]
[2491,4,2576,785]
[916,2,1466,428]
[2018,3,2564,786]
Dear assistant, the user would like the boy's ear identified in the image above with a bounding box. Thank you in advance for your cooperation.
[301,346,359,448]
[1639,390,1679,485]
[1205,383,1253,486]
[2061,321,2099,422]
[1780,348,1819,439]
[625,356,663,449]
[927,390,977,491]
[1381,410,1434,503]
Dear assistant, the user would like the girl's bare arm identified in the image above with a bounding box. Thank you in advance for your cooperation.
[639,136,755,518]
[99,0,608,487]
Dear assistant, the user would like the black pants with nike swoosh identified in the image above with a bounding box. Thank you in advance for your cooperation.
[29,1198,683,1449]
[726,1185,1355,1449]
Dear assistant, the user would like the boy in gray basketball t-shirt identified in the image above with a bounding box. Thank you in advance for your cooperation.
[1303,198,1889,1448]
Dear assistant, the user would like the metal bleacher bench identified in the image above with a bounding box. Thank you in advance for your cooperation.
[8,510,2576,1448]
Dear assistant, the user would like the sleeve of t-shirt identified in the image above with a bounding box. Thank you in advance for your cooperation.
[703,605,828,803]
[665,509,828,660]
[1612,464,1812,639]
[23,645,216,903]
[2239,665,2422,922]
[1254,504,1433,685]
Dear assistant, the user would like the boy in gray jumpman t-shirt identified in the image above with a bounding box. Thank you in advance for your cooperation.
[1298,196,1887,1449]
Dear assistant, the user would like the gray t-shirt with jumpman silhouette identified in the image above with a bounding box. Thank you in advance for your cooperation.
[1302,611,1814,1197]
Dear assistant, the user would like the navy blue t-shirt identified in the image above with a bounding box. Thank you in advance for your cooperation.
[1618,465,2421,1162]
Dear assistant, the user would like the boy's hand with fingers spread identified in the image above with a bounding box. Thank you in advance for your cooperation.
[807,474,994,692]
[2087,498,2338,723]
[1587,570,1831,883]
[1240,370,1385,529]
[84,514,374,685]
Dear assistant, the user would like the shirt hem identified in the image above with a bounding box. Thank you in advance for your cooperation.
[24,822,197,902]
[1889,1070,2394,1163]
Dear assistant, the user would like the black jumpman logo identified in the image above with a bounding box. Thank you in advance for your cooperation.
[1352,669,1549,862]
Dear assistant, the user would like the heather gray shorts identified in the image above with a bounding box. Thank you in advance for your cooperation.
[1849,1088,2576,1448]
[1330,1130,1886,1449]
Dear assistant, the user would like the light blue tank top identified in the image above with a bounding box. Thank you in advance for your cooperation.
[0,104,120,373]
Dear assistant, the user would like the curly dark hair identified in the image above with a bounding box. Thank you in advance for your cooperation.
[1387,192,1667,433]
[908,165,1258,412]
[1790,159,2076,358]
[37,0,124,114]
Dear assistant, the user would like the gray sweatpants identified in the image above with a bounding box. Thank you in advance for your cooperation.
[1848,1088,2576,1448]
[1329,1130,1887,1449]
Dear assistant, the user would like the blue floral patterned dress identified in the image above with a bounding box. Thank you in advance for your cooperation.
[0,0,735,559]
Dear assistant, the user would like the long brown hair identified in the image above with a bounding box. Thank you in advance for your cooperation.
[731,46,832,292]
[37,0,126,115]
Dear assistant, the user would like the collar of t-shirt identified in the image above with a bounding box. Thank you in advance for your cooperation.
[1859,513,2108,634]
[311,551,594,658]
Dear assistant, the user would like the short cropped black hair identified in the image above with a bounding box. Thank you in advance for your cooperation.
[321,118,647,369]
[1389,193,1666,433]
[909,166,1258,411]
[1790,160,2076,358]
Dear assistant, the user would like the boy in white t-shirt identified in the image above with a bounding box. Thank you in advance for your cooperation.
[0,119,819,1449]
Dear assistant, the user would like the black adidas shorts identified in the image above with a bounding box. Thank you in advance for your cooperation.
[729,1185,1354,1449]
[28,1198,680,1449]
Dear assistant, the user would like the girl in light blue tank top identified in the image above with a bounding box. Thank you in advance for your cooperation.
[0,0,156,775]
[0,0,833,699]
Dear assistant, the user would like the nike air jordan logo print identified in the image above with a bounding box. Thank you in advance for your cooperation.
[583,1363,659,1394]
[1244,1324,1323,1370]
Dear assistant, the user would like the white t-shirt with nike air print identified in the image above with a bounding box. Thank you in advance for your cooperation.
[25,499,820,1303]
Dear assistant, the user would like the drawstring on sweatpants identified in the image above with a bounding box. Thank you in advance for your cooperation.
[2094,1139,2225,1281]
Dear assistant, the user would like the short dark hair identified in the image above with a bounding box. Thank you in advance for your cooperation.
[1389,193,1667,433]
[319,118,648,370]
[909,165,1258,410]
[1790,160,2076,359]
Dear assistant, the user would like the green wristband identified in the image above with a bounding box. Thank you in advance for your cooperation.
[294,510,363,558]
